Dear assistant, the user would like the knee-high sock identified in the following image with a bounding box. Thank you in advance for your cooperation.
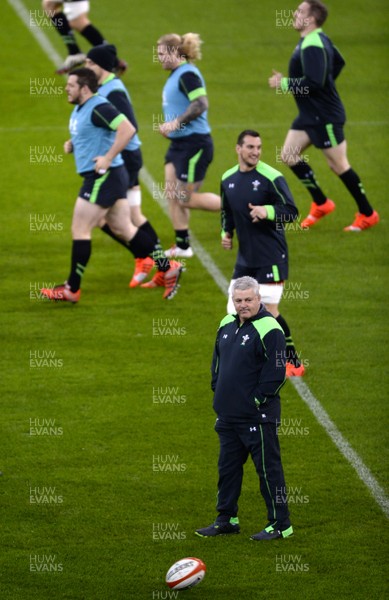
[339,168,373,216]
[67,240,92,292]
[276,314,301,367]
[290,161,327,205]
[50,12,82,54]
[80,24,105,46]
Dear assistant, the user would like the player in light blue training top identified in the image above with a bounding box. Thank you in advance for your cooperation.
[41,68,183,303]
[156,33,221,258]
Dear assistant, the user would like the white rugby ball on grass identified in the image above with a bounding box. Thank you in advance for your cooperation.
[166,557,206,590]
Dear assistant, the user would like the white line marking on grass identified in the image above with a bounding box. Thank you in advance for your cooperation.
[11,0,389,520]
[7,0,64,68]
[140,167,229,296]
[291,378,389,519]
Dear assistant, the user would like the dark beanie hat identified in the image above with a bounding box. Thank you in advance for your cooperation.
[87,44,117,72]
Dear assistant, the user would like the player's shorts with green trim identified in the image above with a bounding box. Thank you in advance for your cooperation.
[233,263,288,283]
[291,116,345,149]
[165,133,214,183]
[78,165,129,208]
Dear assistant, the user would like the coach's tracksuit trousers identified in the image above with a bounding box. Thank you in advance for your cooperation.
[215,418,290,527]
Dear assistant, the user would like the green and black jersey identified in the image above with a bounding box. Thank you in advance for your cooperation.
[281,28,346,126]
[220,161,298,279]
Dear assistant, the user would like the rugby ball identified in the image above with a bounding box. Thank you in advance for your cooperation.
[166,557,206,590]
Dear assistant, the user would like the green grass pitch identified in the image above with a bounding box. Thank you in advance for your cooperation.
[1,0,388,598]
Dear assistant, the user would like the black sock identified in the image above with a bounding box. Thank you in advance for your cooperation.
[67,240,91,292]
[50,12,81,54]
[80,24,105,46]
[175,229,190,250]
[139,221,159,246]
[276,314,301,367]
[127,229,154,258]
[290,161,327,205]
[339,168,373,216]
[101,224,169,271]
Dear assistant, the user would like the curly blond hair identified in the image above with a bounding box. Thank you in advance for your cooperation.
[157,33,203,62]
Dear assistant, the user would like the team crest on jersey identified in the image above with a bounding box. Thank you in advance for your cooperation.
[69,117,78,135]
[252,179,261,191]
[241,334,250,346]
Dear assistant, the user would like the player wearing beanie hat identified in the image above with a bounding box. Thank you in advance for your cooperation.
[87,44,118,72]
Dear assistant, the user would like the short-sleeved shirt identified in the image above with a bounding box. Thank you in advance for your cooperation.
[69,95,127,174]
[162,61,211,139]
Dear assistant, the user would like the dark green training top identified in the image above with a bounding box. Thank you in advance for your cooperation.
[281,28,346,126]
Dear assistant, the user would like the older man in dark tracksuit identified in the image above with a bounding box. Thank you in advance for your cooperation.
[195,276,293,541]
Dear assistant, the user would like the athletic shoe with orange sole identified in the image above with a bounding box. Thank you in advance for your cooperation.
[343,210,379,232]
[286,362,305,377]
[129,256,155,288]
[40,283,80,303]
[301,199,335,228]
[140,260,183,299]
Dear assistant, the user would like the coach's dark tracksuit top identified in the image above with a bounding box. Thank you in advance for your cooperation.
[211,306,286,424]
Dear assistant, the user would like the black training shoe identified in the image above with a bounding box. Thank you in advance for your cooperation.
[195,518,240,537]
[250,524,293,541]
